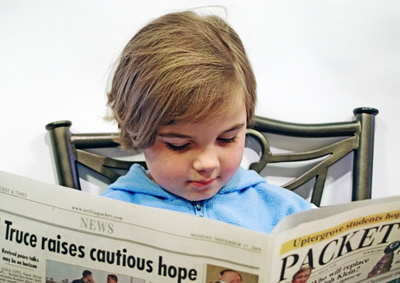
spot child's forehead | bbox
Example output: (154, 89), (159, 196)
(161, 102), (246, 132)
(172, 94), (245, 121)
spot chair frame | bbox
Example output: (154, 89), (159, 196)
(46, 107), (378, 206)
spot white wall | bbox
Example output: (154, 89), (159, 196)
(1, 0), (399, 205)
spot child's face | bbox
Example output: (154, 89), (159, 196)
(143, 95), (247, 201)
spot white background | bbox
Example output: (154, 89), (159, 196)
(1, 0), (399, 205)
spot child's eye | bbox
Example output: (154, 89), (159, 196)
(218, 136), (237, 144)
(166, 143), (190, 151)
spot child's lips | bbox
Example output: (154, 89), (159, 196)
(189, 178), (216, 188)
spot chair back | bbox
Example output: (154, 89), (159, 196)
(45, 107), (378, 206)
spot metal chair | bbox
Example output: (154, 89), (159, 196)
(45, 107), (378, 207)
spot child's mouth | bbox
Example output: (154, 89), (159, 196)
(189, 178), (216, 188)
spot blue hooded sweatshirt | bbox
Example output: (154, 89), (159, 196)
(102, 164), (311, 234)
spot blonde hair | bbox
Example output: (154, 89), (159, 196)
(107, 10), (256, 149)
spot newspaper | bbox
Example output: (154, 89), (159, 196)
(1, 171), (399, 283)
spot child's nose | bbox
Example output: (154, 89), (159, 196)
(192, 147), (220, 171)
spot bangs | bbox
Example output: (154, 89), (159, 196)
(107, 11), (256, 150)
(165, 81), (244, 126)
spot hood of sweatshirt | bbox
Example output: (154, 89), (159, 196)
(106, 164), (266, 201)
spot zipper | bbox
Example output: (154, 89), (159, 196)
(192, 201), (204, 217)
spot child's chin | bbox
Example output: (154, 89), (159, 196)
(184, 191), (218, 202)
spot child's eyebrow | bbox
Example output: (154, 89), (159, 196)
(158, 133), (191, 139)
(224, 123), (246, 133)
(158, 123), (246, 139)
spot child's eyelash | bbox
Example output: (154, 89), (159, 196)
(165, 136), (237, 151)
(218, 136), (237, 143)
(166, 143), (189, 151)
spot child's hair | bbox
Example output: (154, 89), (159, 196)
(107, 10), (256, 149)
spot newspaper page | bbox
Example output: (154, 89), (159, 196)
(0, 171), (271, 283)
(268, 196), (400, 283)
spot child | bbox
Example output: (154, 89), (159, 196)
(102, 10), (311, 234)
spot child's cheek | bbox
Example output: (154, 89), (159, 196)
(159, 158), (189, 178)
(223, 148), (243, 174)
